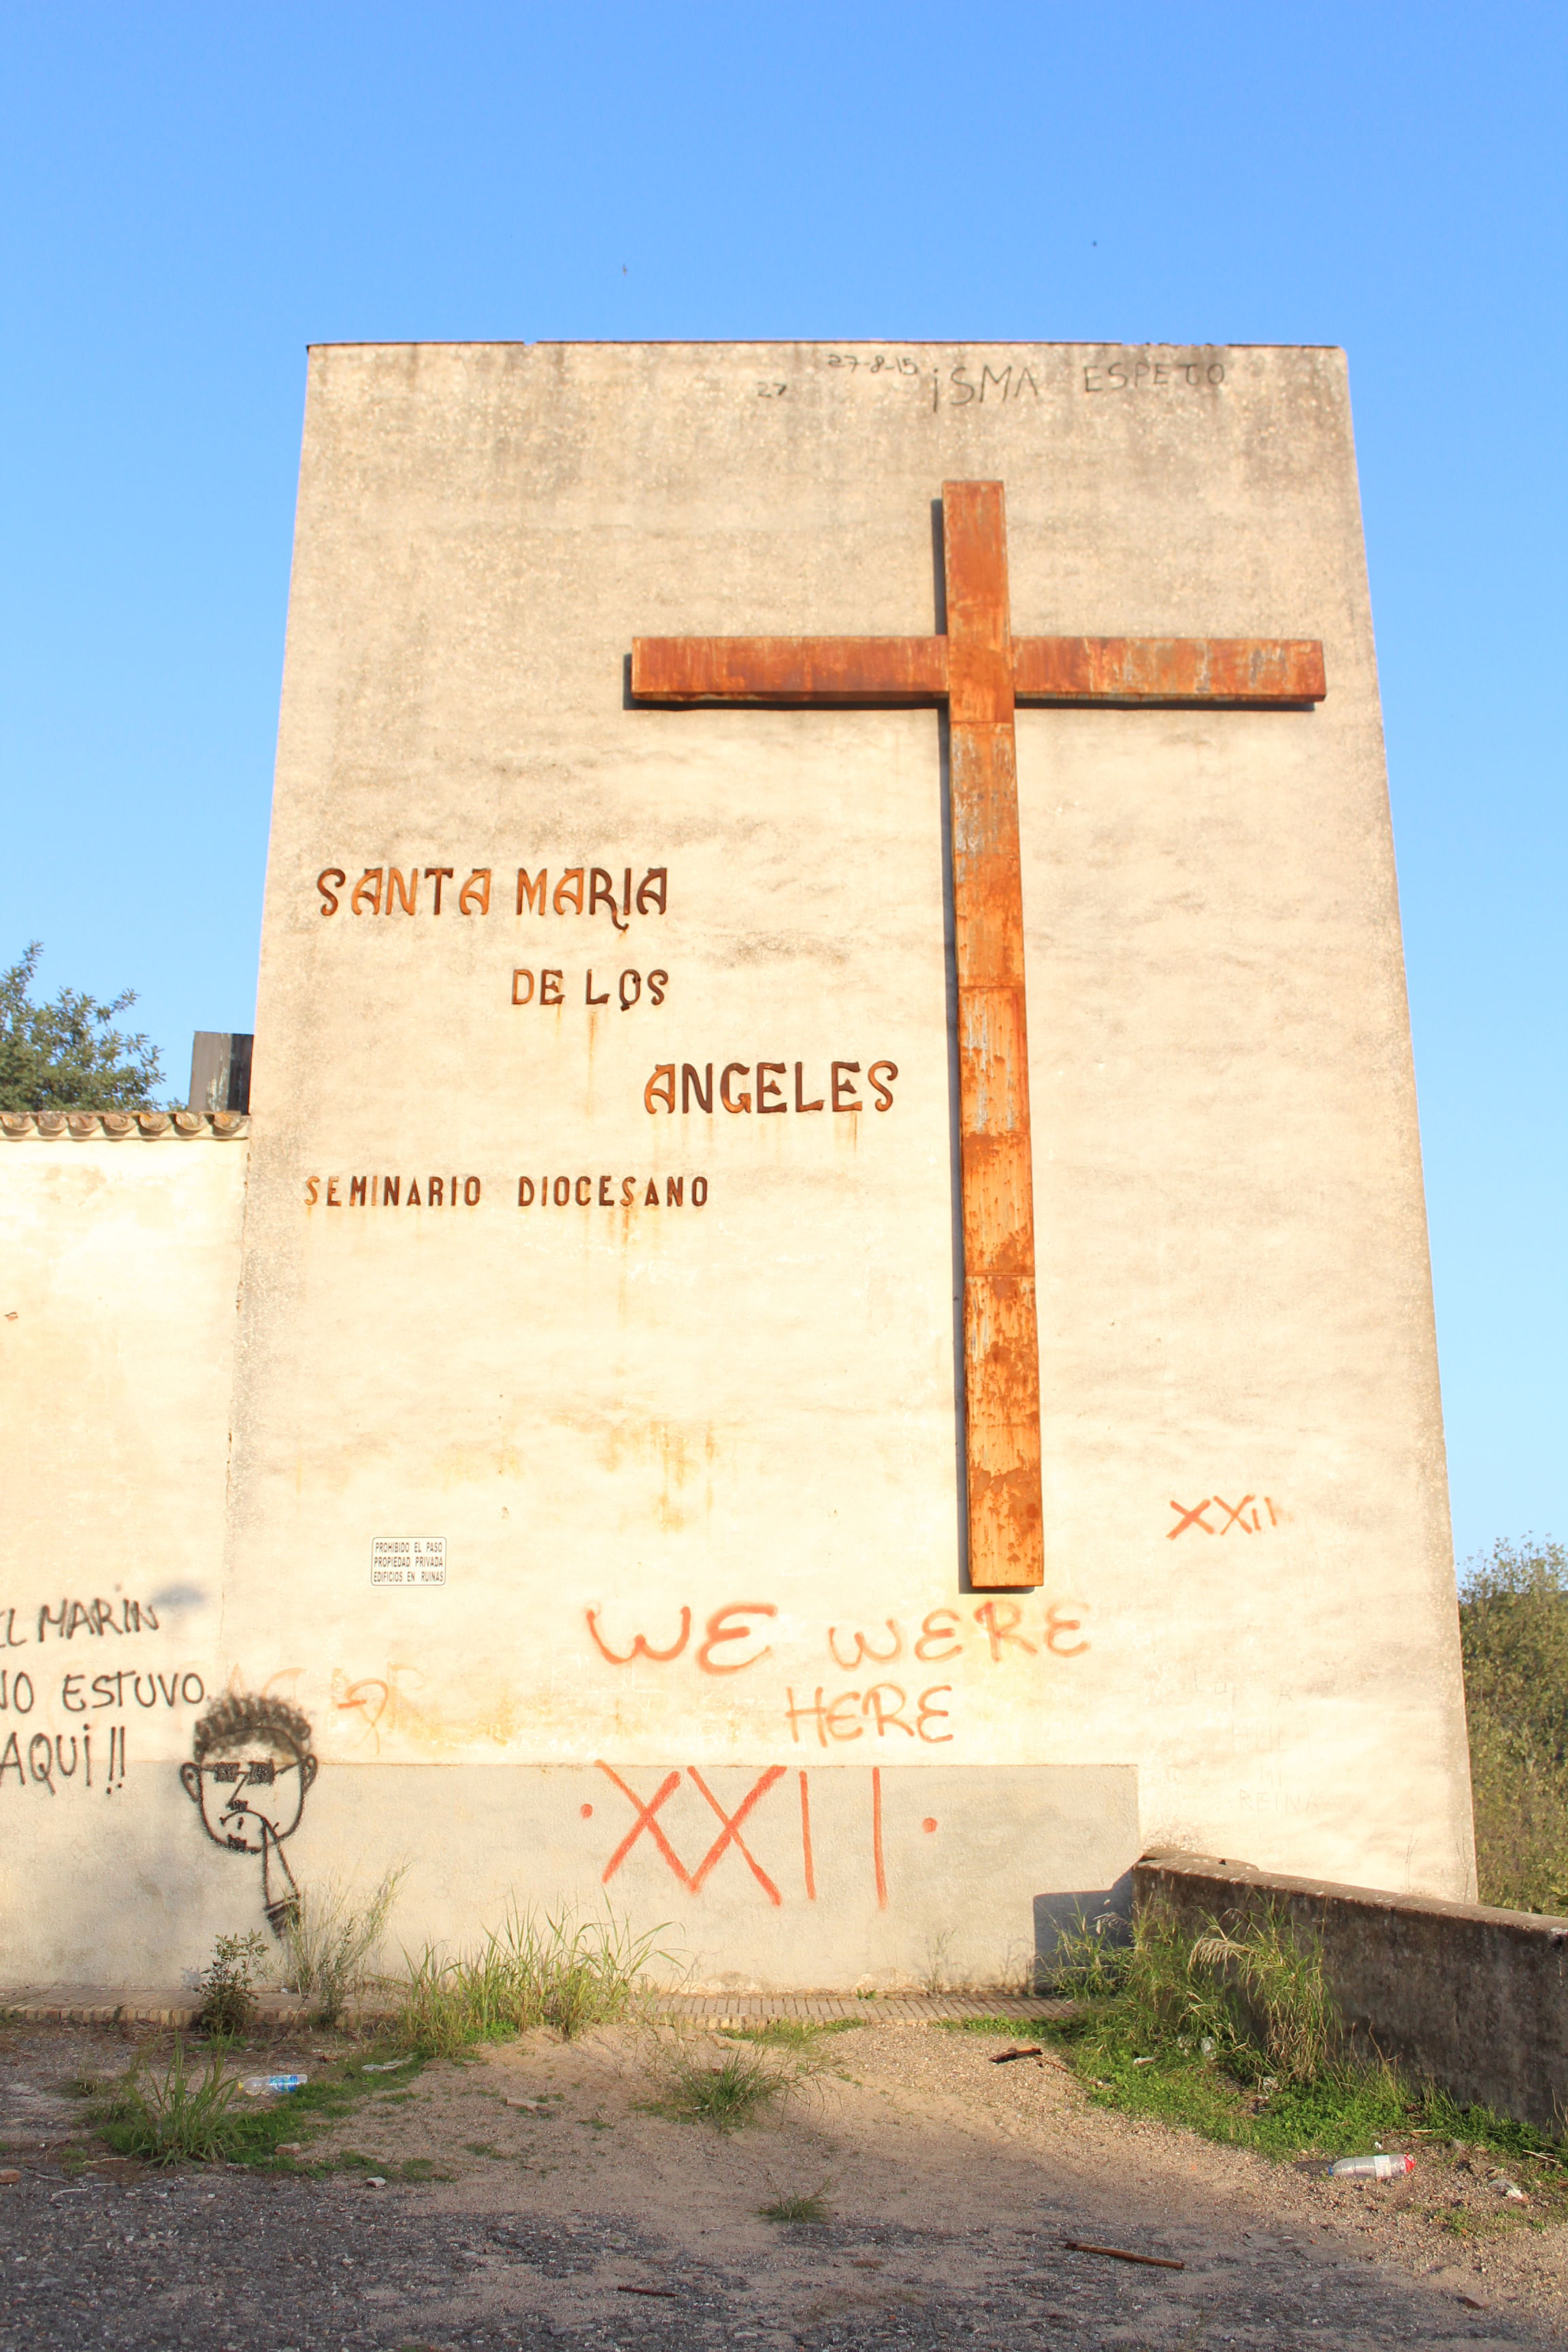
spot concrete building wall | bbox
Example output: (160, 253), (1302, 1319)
(0, 343), (1474, 1991)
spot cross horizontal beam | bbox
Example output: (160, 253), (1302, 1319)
(631, 635), (1325, 708)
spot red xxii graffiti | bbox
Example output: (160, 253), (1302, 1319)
(595, 1762), (787, 1904)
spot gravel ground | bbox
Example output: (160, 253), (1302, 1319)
(0, 2018), (1560, 2349)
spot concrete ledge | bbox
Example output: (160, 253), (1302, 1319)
(0, 1987), (1068, 2032)
(0, 1990), (310, 2032)
(1136, 1848), (1568, 2132)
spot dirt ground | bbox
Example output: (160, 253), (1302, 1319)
(1, 2015), (1565, 2349)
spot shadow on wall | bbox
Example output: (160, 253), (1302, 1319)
(1034, 1876), (1134, 1984)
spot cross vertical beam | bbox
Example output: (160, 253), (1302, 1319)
(941, 483), (1043, 1588)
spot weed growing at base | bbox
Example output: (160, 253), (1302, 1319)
(729, 2019), (862, 2051)
(282, 1866), (405, 2027)
(91, 2040), (243, 2163)
(393, 1903), (665, 2057)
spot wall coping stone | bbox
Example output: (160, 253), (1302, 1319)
(0, 1109), (250, 1140)
(1139, 1846), (1568, 1942)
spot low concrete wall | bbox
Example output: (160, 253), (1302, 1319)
(1135, 1848), (1568, 2132)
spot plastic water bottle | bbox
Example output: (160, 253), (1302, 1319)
(1330, 2153), (1414, 2179)
(240, 2073), (308, 2096)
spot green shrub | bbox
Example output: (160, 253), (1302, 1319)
(1460, 1538), (1568, 1913)
(1043, 1899), (1567, 2168)
(1047, 1897), (1333, 2085)
(195, 1930), (269, 2038)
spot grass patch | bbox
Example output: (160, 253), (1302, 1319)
(728, 2020), (861, 2050)
(1040, 1902), (1568, 2176)
(84, 2039), (427, 2168)
(640, 2034), (810, 2132)
(938, 2016), (1049, 2038)
(393, 1901), (665, 2058)
(331, 2149), (448, 2183)
(760, 2185), (832, 2223)
(91, 2041), (244, 2164)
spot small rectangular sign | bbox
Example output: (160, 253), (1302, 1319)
(370, 1537), (446, 1586)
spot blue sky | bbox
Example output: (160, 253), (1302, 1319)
(1, 2), (1563, 1564)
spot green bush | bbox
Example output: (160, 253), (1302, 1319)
(1460, 1537), (1568, 1913)
(650, 2043), (787, 2130)
(1041, 1903), (1563, 2166)
(0, 942), (164, 1111)
(1047, 1899), (1332, 2085)
(195, 1930), (270, 2038)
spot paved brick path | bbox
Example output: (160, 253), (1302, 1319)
(0, 1988), (1069, 2031)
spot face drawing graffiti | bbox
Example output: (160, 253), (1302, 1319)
(180, 1694), (317, 1932)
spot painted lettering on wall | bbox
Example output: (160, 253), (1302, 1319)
(301, 1173), (714, 1212)
(304, 1175), (484, 1209)
(583, 1599), (1089, 1675)
(589, 1762), (900, 1912)
(818, 353), (1043, 412)
(0, 1723), (127, 1797)
(783, 1684), (953, 1746)
(1166, 1494), (1284, 1539)
(12, 1597), (163, 1644)
(517, 1175), (708, 1209)
(314, 864), (668, 932)
(585, 1603), (775, 1674)
(643, 1061), (898, 1114)
(1081, 352), (1227, 393)
(512, 968), (668, 1009)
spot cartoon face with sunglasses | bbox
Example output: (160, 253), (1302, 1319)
(180, 1693), (318, 1932)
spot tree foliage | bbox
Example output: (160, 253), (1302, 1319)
(1460, 1538), (1568, 1914)
(0, 942), (165, 1112)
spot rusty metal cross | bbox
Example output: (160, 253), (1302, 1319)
(632, 483), (1324, 1590)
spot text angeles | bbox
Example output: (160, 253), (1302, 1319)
(645, 1061), (898, 1115)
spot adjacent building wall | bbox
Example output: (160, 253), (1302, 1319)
(0, 1113), (246, 1980)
